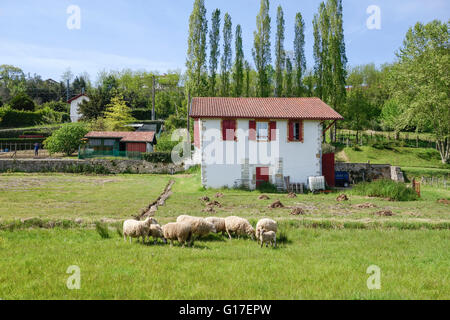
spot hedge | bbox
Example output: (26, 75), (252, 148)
(142, 152), (173, 163)
(0, 125), (62, 138)
(0, 138), (46, 144)
(132, 108), (153, 120)
(0, 108), (69, 129)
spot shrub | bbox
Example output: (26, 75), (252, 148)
(44, 123), (89, 156)
(131, 108), (152, 120)
(95, 222), (111, 239)
(9, 93), (35, 111)
(142, 152), (173, 163)
(352, 180), (418, 201)
(0, 106), (68, 128)
(256, 181), (278, 193)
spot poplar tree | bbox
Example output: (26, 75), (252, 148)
(209, 9), (221, 96)
(285, 57), (293, 97)
(274, 6), (285, 97)
(220, 13), (233, 96)
(252, 0), (271, 97)
(186, 0), (208, 97)
(244, 61), (251, 97)
(232, 24), (244, 97)
(294, 12), (306, 96)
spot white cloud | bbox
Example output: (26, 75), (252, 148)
(0, 39), (177, 80)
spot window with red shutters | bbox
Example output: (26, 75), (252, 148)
(288, 120), (304, 142)
(249, 120), (257, 141)
(222, 119), (236, 141)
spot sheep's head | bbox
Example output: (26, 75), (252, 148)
(247, 226), (256, 240)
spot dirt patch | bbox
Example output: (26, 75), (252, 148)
(290, 208), (306, 216)
(287, 193), (297, 198)
(139, 180), (175, 219)
(373, 210), (395, 217)
(215, 193), (224, 198)
(437, 199), (450, 205)
(202, 206), (216, 214)
(207, 201), (222, 208)
(199, 196), (210, 202)
(336, 194), (349, 202)
(258, 195), (270, 200)
(269, 200), (284, 209)
(353, 203), (377, 209)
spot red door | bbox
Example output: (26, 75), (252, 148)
(256, 167), (269, 187)
(322, 153), (335, 187)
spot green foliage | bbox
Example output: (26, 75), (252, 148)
(95, 222), (111, 239)
(165, 114), (186, 132)
(220, 13), (233, 97)
(253, 0), (272, 97)
(232, 24), (244, 97)
(294, 12), (306, 96)
(103, 94), (136, 131)
(352, 180), (418, 201)
(44, 123), (89, 156)
(40, 101), (70, 113)
(0, 106), (67, 128)
(155, 133), (179, 152)
(9, 92), (35, 111)
(256, 181), (278, 193)
(274, 6), (285, 97)
(142, 152), (173, 163)
(209, 9), (221, 96)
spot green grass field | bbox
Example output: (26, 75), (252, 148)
(0, 172), (449, 300)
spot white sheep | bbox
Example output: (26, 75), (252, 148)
(162, 222), (193, 247)
(256, 218), (278, 242)
(205, 217), (226, 235)
(176, 215), (217, 238)
(123, 217), (158, 244)
(146, 224), (165, 244)
(224, 216), (255, 240)
(260, 230), (276, 248)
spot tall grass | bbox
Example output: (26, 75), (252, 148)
(352, 180), (418, 201)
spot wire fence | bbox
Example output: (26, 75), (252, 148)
(78, 148), (143, 160)
(419, 176), (449, 189)
(336, 131), (437, 149)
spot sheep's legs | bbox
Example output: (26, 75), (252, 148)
(227, 230), (232, 240)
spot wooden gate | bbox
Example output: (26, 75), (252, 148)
(322, 153), (335, 187)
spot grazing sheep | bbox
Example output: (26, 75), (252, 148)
(224, 216), (255, 240)
(256, 218), (278, 241)
(260, 230), (276, 248)
(123, 217), (158, 244)
(146, 224), (165, 244)
(205, 217), (226, 235)
(176, 215), (217, 238)
(162, 222), (193, 247)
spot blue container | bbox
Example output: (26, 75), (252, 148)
(335, 171), (350, 187)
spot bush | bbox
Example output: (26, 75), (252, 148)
(9, 93), (35, 111)
(0, 125), (62, 138)
(95, 222), (111, 239)
(40, 101), (70, 113)
(44, 123), (89, 156)
(131, 108), (152, 120)
(352, 180), (418, 201)
(256, 181), (279, 193)
(0, 106), (69, 128)
(142, 152), (173, 163)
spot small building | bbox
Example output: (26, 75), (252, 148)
(190, 97), (343, 190)
(81, 131), (157, 158)
(68, 93), (90, 123)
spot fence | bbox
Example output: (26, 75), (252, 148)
(335, 130), (437, 149)
(78, 148), (143, 160)
(419, 176), (449, 189)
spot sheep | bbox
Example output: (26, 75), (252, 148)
(205, 217), (226, 236)
(123, 217), (158, 244)
(256, 218), (278, 242)
(260, 230), (276, 248)
(162, 222), (193, 247)
(224, 216), (255, 240)
(176, 215), (217, 239)
(146, 224), (165, 244)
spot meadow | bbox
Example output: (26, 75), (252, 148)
(0, 172), (449, 300)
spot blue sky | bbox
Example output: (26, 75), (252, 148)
(0, 0), (448, 82)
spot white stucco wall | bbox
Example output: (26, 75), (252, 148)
(199, 118), (323, 190)
(70, 96), (89, 122)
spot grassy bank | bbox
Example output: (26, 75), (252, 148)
(0, 228), (448, 300)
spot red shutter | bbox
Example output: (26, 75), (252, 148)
(299, 121), (304, 142)
(222, 120), (228, 140)
(194, 119), (200, 148)
(249, 120), (256, 141)
(269, 121), (277, 141)
(288, 121), (294, 141)
(222, 120), (236, 141)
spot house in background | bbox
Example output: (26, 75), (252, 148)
(80, 131), (157, 159)
(68, 93), (90, 122)
(190, 97), (343, 190)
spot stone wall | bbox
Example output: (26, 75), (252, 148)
(335, 162), (404, 183)
(0, 159), (185, 174)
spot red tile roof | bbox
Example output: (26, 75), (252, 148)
(85, 131), (155, 143)
(190, 97), (343, 120)
(67, 93), (88, 103)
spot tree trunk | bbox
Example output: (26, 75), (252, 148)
(356, 131), (359, 145)
(436, 138), (449, 164)
(395, 131), (400, 140)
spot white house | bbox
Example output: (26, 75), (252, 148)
(190, 97), (343, 190)
(68, 93), (90, 122)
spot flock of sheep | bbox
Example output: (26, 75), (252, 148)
(123, 215), (278, 248)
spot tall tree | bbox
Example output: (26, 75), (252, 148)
(327, 0), (347, 141)
(252, 0), (271, 97)
(244, 61), (252, 97)
(285, 57), (293, 97)
(220, 13), (233, 96)
(186, 0), (208, 97)
(312, 14), (323, 99)
(209, 9), (221, 96)
(294, 12), (306, 96)
(104, 94), (136, 131)
(232, 24), (244, 97)
(274, 6), (285, 97)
